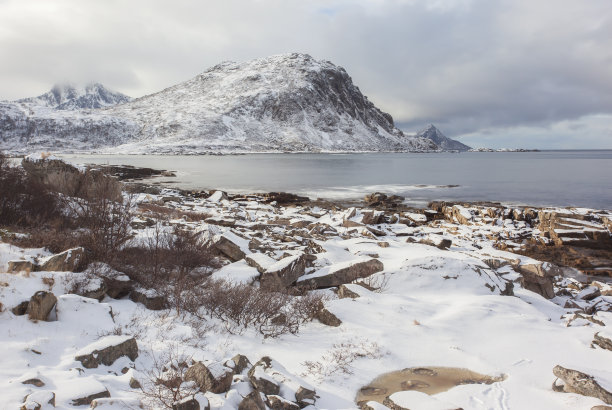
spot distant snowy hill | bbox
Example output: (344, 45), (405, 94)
(0, 53), (437, 154)
(416, 124), (471, 152)
(17, 83), (131, 110)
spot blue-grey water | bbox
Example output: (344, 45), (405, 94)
(60, 151), (612, 209)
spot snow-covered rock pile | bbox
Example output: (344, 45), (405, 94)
(2, 180), (612, 408)
(0, 53), (438, 154)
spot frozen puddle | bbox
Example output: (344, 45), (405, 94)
(356, 367), (506, 406)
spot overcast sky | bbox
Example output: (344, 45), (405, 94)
(1, 0), (611, 148)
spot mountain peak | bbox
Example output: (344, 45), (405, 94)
(416, 124), (471, 151)
(18, 83), (131, 110)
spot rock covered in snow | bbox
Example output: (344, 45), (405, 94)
(553, 365), (612, 405)
(27, 291), (57, 321)
(184, 361), (234, 394)
(298, 258), (384, 288)
(74, 335), (138, 368)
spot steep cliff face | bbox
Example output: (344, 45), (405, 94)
(417, 124), (471, 151)
(0, 53), (437, 153)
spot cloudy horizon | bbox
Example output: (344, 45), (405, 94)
(1, 0), (611, 148)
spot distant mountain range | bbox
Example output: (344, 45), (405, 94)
(416, 124), (471, 151)
(0, 53), (441, 154)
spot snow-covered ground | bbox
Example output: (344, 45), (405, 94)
(1, 187), (611, 409)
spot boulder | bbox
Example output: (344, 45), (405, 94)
(298, 258), (384, 289)
(578, 286), (601, 301)
(246, 253), (277, 274)
(214, 235), (246, 262)
(87, 263), (133, 298)
(7, 260), (36, 273)
(71, 389), (111, 406)
(21, 391), (55, 410)
(594, 332), (612, 351)
(516, 262), (562, 299)
(238, 390), (267, 410)
(247, 357), (280, 396)
(40, 247), (87, 272)
(12, 300), (29, 316)
(185, 361), (234, 394)
(75, 336), (138, 369)
(553, 365), (612, 404)
(27, 291), (57, 321)
(22, 378), (45, 387)
(362, 211), (384, 225)
(338, 284), (361, 299)
(229, 354), (252, 375)
(172, 396), (202, 410)
(261, 192), (309, 205)
(315, 304), (342, 327)
(68, 275), (107, 301)
(130, 288), (167, 310)
(267, 395), (300, 410)
(260, 254), (306, 291)
(295, 386), (317, 407)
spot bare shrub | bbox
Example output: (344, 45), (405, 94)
(0, 153), (62, 227)
(301, 339), (386, 381)
(138, 345), (199, 410)
(181, 279), (326, 338)
(355, 273), (390, 293)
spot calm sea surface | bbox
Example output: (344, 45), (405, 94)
(60, 151), (612, 209)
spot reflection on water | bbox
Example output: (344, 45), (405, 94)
(59, 151), (612, 209)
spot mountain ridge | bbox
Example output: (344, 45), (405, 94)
(416, 124), (471, 151)
(0, 53), (438, 154)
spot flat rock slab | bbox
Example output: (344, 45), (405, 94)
(75, 335), (138, 368)
(553, 365), (612, 405)
(298, 258), (384, 289)
(260, 254), (306, 291)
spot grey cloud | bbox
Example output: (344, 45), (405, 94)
(0, 0), (611, 148)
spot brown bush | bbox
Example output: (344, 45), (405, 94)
(0, 153), (62, 227)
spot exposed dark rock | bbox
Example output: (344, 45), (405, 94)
(230, 354), (253, 375)
(71, 389), (110, 406)
(75, 336), (138, 369)
(260, 254), (306, 291)
(593, 333), (612, 351)
(22, 378), (45, 387)
(21, 391), (55, 410)
(238, 390), (267, 410)
(247, 357), (280, 396)
(185, 362), (234, 394)
(11, 300), (29, 316)
(262, 192), (309, 205)
(130, 288), (167, 310)
(299, 258), (384, 289)
(267, 395), (300, 410)
(516, 262), (562, 299)
(27, 291), (57, 321)
(315, 303), (342, 327)
(40, 247), (87, 272)
(214, 235), (246, 262)
(7, 260), (36, 273)
(295, 386), (317, 407)
(338, 284), (361, 299)
(553, 365), (612, 404)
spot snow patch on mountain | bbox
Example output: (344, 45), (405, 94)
(17, 83), (131, 110)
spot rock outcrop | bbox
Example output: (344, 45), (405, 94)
(553, 365), (612, 405)
(75, 336), (138, 368)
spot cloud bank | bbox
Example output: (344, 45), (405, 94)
(1, 0), (611, 148)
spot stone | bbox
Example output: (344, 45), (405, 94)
(7, 260), (36, 273)
(246, 253), (277, 274)
(185, 361), (234, 394)
(593, 332), (612, 351)
(172, 396), (200, 410)
(299, 258), (384, 289)
(75, 336), (138, 369)
(516, 262), (562, 299)
(88, 263), (133, 298)
(229, 354), (252, 374)
(267, 395), (300, 410)
(71, 389), (111, 406)
(40, 247), (87, 272)
(21, 391), (55, 410)
(22, 378), (45, 387)
(362, 211), (384, 225)
(214, 235), (246, 262)
(129, 377), (141, 389)
(69, 275), (107, 301)
(578, 286), (602, 301)
(260, 254), (306, 291)
(295, 386), (317, 407)
(27, 291), (57, 321)
(11, 300), (29, 316)
(247, 357), (280, 396)
(316, 304), (342, 327)
(130, 288), (167, 310)
(338, 284), (360, 299)
(377, 241), (390, 248)
(238, 390), (267, 410)
(553, 365), (612, 405)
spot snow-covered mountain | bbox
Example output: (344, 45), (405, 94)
(416, 124), (471, 151)
(0, 53), (437, 154)
(17, 83), (131, 110)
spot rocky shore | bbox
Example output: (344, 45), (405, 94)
(1, 158), (612, 409)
